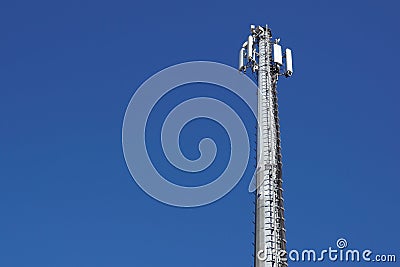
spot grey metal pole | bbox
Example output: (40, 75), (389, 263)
(240, 24), (291, 267)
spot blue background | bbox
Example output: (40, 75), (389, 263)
(1, 0), (399, 266)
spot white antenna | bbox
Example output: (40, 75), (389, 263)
(285, 48), (293, 77)
(247, 35), (254, 60)
(273, 44), (283, 65)
(239, 47), (245, 71)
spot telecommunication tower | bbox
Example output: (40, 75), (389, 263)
(239, 24), (293, 267)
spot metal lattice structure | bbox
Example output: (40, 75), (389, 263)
(239, 25), (293, 267)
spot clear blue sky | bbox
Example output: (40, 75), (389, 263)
(1, 1), (399, 266)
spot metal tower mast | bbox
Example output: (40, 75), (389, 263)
(239, 25), (293, 267)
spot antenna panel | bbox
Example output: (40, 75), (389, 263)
(273, 44), (283, 65)
(247, 35), (253, 60)
(285, 48), (293, 75)
(239, 48), (245, 71)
